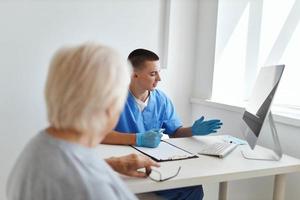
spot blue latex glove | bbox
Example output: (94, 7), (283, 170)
(136, 129), (164, 148)
(192, 116), (223, 135)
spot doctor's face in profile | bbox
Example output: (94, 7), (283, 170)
(135, 60), (161, 91)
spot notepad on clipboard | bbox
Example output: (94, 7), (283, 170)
(131, 140), (198, 162)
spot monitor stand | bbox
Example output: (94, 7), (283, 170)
(241, 112), (282, 161)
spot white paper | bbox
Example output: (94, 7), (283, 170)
(133, 141), (195, 161)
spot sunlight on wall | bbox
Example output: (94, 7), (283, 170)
(212, 0), (300, 109)
(260, 0), (300, 108)
(277, 23), (300, 107)
(259, 0), (294, 64)
(212, 1), (249, 104)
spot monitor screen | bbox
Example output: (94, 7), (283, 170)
(242, 65), (285, 149)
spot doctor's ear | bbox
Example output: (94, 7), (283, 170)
(132, 72), (138, 78)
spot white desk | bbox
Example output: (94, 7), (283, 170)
(96, 136), (300, 200)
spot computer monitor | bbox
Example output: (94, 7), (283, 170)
(242, 65), (285, 161)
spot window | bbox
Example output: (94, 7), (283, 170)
(212, 0), (300, 113)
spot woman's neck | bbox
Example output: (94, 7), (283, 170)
(46, 127), (100, 148)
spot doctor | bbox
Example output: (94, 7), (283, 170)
(102, 48), (222, 200)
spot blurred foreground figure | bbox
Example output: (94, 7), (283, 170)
(7, 43), (159, 200)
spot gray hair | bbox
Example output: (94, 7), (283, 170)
(45, 42), (130, 135)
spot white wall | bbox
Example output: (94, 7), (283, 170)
(160, 0), (199, 125)
(192, 0), (218, 100)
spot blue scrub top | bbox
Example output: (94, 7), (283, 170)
(115, 89), (182, 136)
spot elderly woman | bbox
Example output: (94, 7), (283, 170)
(7, 43), (159, 200)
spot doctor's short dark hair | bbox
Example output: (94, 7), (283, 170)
(128, 48), (159, 70)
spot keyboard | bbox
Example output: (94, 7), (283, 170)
(197, 142), (238, 158)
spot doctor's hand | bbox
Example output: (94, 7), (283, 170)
(136, 129), (163, 148)
(106, 154), (160, 178)
(192, 116), (223, 135)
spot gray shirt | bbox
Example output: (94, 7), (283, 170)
(7, 130), (137, 200)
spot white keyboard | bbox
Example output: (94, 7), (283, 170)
(198, 142), (238, 158)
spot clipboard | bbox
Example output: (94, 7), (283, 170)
(131, 140), (198, 162)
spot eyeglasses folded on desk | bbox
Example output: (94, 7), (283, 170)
(148, 166), (181, 182)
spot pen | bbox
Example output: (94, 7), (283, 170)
(159, 128), (165, 133)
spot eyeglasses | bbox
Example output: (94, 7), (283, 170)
(148, 166), (181, 182)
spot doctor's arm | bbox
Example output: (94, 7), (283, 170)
(171, 116), (223, 138)
(171, 127), (193, 138)
(102, 131), (136, 145)
(102, 130), (163, 148)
